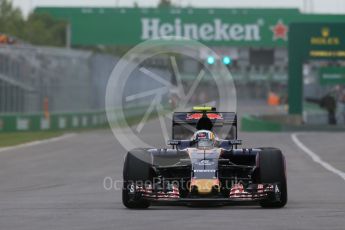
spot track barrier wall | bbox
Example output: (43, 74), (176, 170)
(0, 111), (107, 132)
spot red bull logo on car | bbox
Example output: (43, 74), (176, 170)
(186, 113), (223, 120)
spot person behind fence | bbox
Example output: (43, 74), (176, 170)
(320, 92), (337, 125)
(306, 91), (337, 125)
(339, 87), (345, 124)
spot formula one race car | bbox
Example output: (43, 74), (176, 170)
(122, 107), (287, 209)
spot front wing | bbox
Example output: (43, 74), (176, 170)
(131, 183), (282, 205)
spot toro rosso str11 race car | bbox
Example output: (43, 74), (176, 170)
(122, 107), (287, 208)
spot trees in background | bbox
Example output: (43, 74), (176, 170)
(0, 0), (177, 48)
(158, 0), (173, 8)
(0, 0), (66, 46)
(23, 13), (66, 46)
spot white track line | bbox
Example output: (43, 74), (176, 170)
(0, 133), (76, 153)
(291, 133), (345, 181)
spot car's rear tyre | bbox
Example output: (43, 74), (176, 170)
(122, 149), (151, 209)
(258, 148), (287, 208)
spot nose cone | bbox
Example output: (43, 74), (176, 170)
(190, 179), (220, 195)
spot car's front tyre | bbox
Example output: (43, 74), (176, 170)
(258, 148), (287, 208)
(122, 181), (150, 209)
(122, 149), (151, 209)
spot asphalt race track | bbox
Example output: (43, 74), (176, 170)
(0, 116), (345, 229)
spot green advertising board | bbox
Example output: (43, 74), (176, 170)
(35, 7), (345, 47)
(0, 111), (107, 132)
(36, 7), (300, 46)
(319, 67), (345, 85)
(288, 23), (345, 114)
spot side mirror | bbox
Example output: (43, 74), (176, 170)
(167, 140), (181, 146)
(218, 139), (242, 150)
(229, 140), (242, 145)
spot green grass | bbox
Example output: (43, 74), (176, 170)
(0, 131), (65, 148)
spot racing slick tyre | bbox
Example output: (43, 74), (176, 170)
(258, 148), (287, 208)
(122, 149), (152, 209)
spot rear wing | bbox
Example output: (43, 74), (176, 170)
(167, 139), (242, 150)
(172, 112), (237, 140)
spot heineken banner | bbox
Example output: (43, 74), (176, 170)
(36, 8), (304, 46)
(36, 8), (345, 47)
(140, 18), (262, 42)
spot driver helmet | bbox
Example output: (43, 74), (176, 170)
(192, 130), (217, 148)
